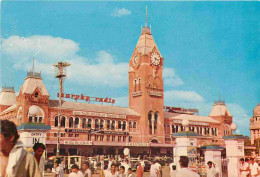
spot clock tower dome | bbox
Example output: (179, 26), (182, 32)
(129, 15), (165, 144)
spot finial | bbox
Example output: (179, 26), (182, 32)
(32, 57), (35, 73)
(145, 6), (147, 28)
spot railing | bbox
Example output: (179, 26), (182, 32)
(214, 100), (225, 105)
(27, 71), (41, 78)
(1, 87), (15, 92)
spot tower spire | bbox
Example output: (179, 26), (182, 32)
(32, 57), (35, 73)
(145, 6), (147, 28)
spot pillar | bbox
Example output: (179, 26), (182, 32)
(173, 132), (199, 172)
(201, 145), (223, 177)
(223, 135), (245, 177)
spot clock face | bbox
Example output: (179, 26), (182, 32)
(151, 52), (161, 65)
(133, 55), (139, 65)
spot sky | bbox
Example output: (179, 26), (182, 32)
(1, 1), (259, 136)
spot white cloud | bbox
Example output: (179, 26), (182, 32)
(165, 90), (204, 103)
(163, 68), (184, 87)
(1, 35), (128, 88)
(67, 51), (129, 88)
(226, 103), (250, 135)
(2, 35), (79, 63)
(111, 8), (131, 17)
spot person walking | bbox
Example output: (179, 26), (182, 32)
(52, 161), (65, 177)
(119, 166), (126, 177)
(69, 164), (84, 177)
(170, 165), (177, 177)
(150, 160), (159, 177)
(240, 158), (249, 177)
(106, 164), (119, 177)
(127, 168), (133, 177)
(176, 156), (200, 177)
(82, 161), (92, 177)
(250, 158), (259, 177)
(33, 143), (46, 177)
(136, 162), (144, 177)
(206, 161), (217, 177)
(0, 120), (41, 177)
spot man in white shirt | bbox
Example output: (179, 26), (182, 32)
(154, 160), (161, 177)
(108, 158), (113, 171)
(33, 143), (46, 177)
(106, 164), (119, 177)
(150, 160), (159, 177)
(250, 158), (259, 177)
(176, 156), (200, 177)
(82, 161), (92, 177)
(121, 159), (130, 175)
(206, 161), (217, 177)
(52, 162), (65, 177)
(69, 164), (84, 177)
(240, 158), (249, 177)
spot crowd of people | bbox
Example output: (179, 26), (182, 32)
(2, 119), (259, 177)
(239, 157), (260, 177)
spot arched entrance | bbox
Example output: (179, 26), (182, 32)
(150, 138), (160, 155)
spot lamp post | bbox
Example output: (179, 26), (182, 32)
(53, 62), (70, 156)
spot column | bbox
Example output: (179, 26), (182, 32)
(104, 120), (107, 130)
(92, 119), (95, 129)
(223, 135), (245, 177)
(202, 145), (223, 177)
(251, 130), (254, 145)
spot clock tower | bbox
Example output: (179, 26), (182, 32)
(129, 18), (165, 144)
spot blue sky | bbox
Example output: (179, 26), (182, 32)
(1, 1), (259, 136)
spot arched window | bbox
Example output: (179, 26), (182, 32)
(55, 116), (58, 127)
(107, 120), (111, 130)
(122, 121), (126, 131)
(154, 112), (158, 134)
(133, 122), (137, 132)
(100, 119), (104, 129)
(95, 119), (100, 129)
(74, 117), (79, 128)
(35, 92), (38, 98)
(129, 121), (132, 132)
(134, 79), (137, 92)
(82, 118), (87, 129)
(69, 117), (74, 128)
(138, 78), (141, 91)
(148, 112), (152, 134)
(87, 118), (92, 128)
(118, 121), (122, 130)
(172, 125), (176, 133)
(38, 117), (42, 123)
(111, 120), (115, 130)
(34, 116), (38, 123)
(61, 116), (66, 127)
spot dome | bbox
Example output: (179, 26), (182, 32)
(254, 104), (260, 116)
(28, 105), (40, 116)
(230, 123), (237, 131)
